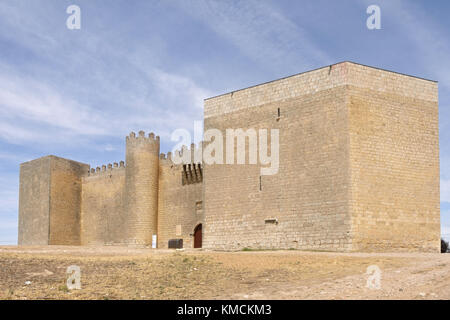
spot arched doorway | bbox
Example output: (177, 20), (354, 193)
(194, 224), (202, 248)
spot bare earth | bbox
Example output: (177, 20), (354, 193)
(0, 246), (448, 300)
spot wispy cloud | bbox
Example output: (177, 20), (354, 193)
(177, 0), (331, 72)
(0, 0), (449, 245)
(0, 69), (108, 142)
(0, 2), (213, 147)
(364, 0), (450, 88)
(0, 64), (212, 146)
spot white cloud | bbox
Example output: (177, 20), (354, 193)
(0, 52), (211, 148)
(0, 71), (108, 141)
(104, 144), (116, 152)
(152, 69), (212, 110)
(0, 2), (213, 149)
(364, 0), (450, 89)
(177, 0), (330, 72)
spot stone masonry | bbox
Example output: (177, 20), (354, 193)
(18, 62), (440, 252)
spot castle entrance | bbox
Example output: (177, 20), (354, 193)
(194, 224), (202, 248)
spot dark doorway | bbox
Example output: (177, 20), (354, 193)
(194, 224), (202, 248)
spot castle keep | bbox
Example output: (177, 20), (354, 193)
(18, 62), (441, 252)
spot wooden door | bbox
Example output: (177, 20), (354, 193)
(194, 224), (202, 248)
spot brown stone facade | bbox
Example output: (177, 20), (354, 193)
(18, 62), (440, 252)
(18, 156), (88, 245)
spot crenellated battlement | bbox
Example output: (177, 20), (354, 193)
(169, 142), (203, 165)
(126, 131), (160, 145)
(159, 143), (203, 186)
(86, 161), (125, 177)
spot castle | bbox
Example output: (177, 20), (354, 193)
(18, 62), (441, 252)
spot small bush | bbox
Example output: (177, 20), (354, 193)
(58, 284), (69, 292)
(441, 239), (449, 253)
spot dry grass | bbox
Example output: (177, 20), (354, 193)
(0, 246), (447, 300)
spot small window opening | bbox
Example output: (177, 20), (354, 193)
(265, 218), (278, 225)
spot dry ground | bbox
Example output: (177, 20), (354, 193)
(0, 246), (449, 300)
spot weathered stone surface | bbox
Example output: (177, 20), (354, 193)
(18, 156), (88, 245)
(18, 62), (440, 252)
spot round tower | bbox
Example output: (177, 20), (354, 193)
(124, 131), (160, 246)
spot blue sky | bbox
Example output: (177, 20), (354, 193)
(0, 0), (449, 244)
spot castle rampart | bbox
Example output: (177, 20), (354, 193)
(81, 163), (126, 245)
(17, 61), (440, 252)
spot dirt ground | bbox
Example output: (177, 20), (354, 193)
(0, 246), (449, 300)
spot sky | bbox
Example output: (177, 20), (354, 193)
(0, 0), (449, 244)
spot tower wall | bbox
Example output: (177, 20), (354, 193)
(346, 63), (440, 252)
(48, 157), (88, 245)
(123, 131), (160, 245)
(203, 63), (353, 251)
(18, 157), (52, 245)
(202, 61), (440, 252)
(203, 82), (352, 251)
(18, 156), (88, 246)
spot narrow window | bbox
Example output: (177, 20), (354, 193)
(259, 176), (262, 191)
(265, 218), (278, 225)
(277, 107), (280, 117)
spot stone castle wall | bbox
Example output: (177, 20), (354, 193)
(18, 157), (52, 245)
(18, 156), (88, 245)
(204, 62), (436, 119)
(81, 164), (126, 245)
(48, 157), (88, 245)
(17, 61), (440, 252)
(203, 61), (440, 252)
(17, 137), (202, 248)
(346, 66), (439, 251)
(157, 155), (203, 249)
(203, 85), (352, 251)
(79, 133), (203, 248)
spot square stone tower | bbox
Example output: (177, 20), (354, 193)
(18, 156), (89, 245)
(202, 61), (440, 252)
